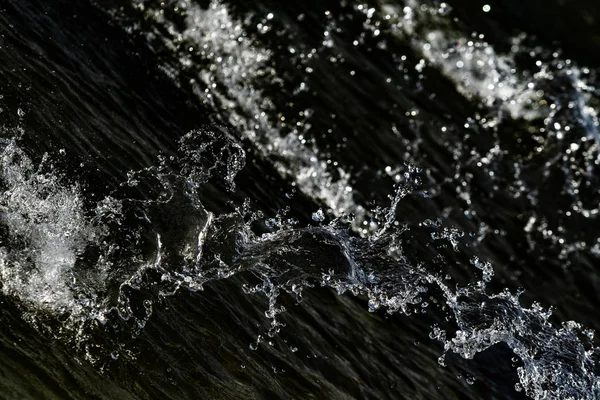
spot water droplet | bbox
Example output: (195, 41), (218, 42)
(515, 383), (523, 392)
(312, 208), (325, 222)
(438, 2), (452, 15)
(438, 355), (446, 367)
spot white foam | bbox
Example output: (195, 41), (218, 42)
(0, 141), (97, 314)
(376, 1), (600, 135)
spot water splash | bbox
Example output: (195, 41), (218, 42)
(128, 0), (368, 226)
(0, 140), (102, 315)
(1, 127), (599, 398)
(2, 1), (600, 398)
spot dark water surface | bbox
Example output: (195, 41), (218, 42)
(1, 0), (600, 398)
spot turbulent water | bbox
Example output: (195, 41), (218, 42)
(1, 0), (600, 398)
